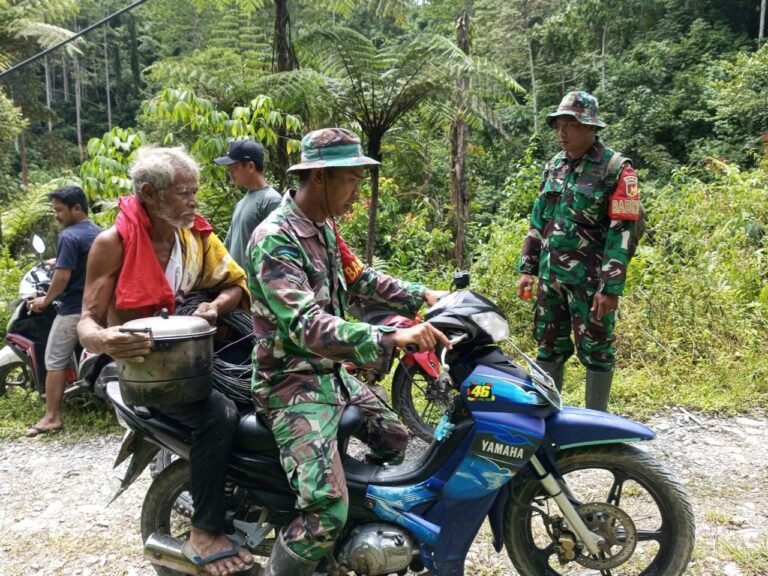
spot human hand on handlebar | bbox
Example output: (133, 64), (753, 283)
(394, 323), (451, 353)
(26, 296), (48, 313)
(424, 289), (449, 307)
(102, 326), (153, 361)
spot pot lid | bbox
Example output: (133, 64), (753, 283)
(119, 312), (216, 339)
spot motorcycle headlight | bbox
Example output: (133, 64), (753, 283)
(471, 311), (509, 342)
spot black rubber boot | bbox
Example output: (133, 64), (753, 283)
(263, 532), (318, 576)
(585, 370), (613, 411)
(536, 360), (565, 392)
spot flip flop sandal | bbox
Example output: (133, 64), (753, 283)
(26, 425), (63, 438)
(181, 537), (253, 568)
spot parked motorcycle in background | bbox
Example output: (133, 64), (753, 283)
(0, 235), (55, 396)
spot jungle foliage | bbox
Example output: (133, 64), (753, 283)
(0, 0), (767, 413)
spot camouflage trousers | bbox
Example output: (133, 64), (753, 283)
(534, 279), (616, 372)
(263, 383), (408, 562)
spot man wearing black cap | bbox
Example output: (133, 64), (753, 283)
(214, 139), (281, 268)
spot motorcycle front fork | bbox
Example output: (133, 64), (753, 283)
(529, 455), (605, 556)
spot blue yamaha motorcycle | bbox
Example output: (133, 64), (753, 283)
(108, 290), (694, 576)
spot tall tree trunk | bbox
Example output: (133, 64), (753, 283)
(526, 29), (538, 132)
(62, 54), (70, 103)
(18, 131), (29, 191)
(103, 3), (112, 131)
(600, 23), (607, 91)
(365, 137), (383, 265)
(44, 56), (53, 132)
(760, 0), (766, 44)
(451, 9), (471, 270)
(128, 14), (141, 87)
(521, 0), (538, 132)
(74, 56), (84, 161)
(273, 0), (299, 190)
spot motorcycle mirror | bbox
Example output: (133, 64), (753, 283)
(32, 235), (45, 255)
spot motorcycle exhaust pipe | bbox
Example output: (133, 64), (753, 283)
(144, 532), (200, 575)
(144, 532), (262, 576)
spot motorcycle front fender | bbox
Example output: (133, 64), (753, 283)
(545, 407), (655, 449)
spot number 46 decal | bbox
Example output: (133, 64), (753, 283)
(467, 383), (495, 402)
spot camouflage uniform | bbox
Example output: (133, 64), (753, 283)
(247, 166), (423, 560)
(518, 91), (640, 374)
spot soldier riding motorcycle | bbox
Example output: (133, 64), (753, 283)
(108, 289), (695, 576)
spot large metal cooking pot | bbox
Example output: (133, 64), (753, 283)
(116, 312), (217, 406)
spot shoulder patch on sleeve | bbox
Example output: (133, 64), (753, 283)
(272, 246), (301, 259)
(609, 166), (640, 220)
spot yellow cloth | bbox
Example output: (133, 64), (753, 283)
(178, 227), (250, 311)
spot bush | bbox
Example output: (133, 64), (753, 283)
(467, 159), (768, 412)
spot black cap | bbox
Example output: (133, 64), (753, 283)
(214, 140), (265, 169)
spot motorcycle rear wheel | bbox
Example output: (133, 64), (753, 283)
(0, 361), (32, 396)
(504, 444), (695, 576)
(391, 362), (450, 443)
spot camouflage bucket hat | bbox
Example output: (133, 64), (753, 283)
(546, 91), (607, 129)
(287, 128), (380, 173)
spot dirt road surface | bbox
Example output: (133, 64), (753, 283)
(0, 409), (765, 576)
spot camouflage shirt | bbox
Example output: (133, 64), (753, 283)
(247, 191), (426, 410)
(518, 141), (639, 296)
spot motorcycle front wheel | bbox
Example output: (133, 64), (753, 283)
(0, 361), (32, 396)
(504, 444), (695, 576)
(391, 361), (450, 443)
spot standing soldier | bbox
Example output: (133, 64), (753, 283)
(517, 91), (641, 411)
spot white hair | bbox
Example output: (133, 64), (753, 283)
(129, 145), (200, 201)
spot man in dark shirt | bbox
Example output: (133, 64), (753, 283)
(26, 185), (101, 437)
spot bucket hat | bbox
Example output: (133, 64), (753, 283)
(546, 91), (607, 129)
(287, 128), (379, 173)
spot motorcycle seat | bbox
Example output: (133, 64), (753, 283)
(234, 405), (364, 455)
(342, 419), (475, 488)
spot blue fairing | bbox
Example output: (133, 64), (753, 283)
(546, 407), (655, 448)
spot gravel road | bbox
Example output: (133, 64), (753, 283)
(0, 409), (765, 576)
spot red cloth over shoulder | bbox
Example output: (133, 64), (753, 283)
(608, 165), (640, 221)
(114, 195), (212, 316)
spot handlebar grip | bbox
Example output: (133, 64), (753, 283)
(404, 343), (419, 353)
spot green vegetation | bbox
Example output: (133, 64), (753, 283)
(719, 540), (768, 576)
(0, 387), (120, 440)
(0, 0), (766, 430)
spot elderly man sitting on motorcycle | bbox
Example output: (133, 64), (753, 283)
(246, 127), (450, 575)
(78, 145), (254, 576)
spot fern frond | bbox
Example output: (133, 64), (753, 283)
(10, 20), (84, 55)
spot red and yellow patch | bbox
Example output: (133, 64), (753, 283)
(334, 225), (365, 285)
(609, 166), (640, 220)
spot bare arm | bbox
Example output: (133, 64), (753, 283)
(77, 229), (153, 360)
